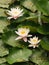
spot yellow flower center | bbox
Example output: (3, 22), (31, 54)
(13, 11), (18, 14)
(32, 39), (37, 43)
(21, 31), (26, 34)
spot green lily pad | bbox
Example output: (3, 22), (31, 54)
(0, 58), (6, 64)
(0, 17), (10, 33)
(2, 31), (29, 47)
(0, 0), (15, 8)
(17, 21), (39, 33)
(7, 48), (32, 64)
(0, 40), (9, 57)
(2, 31), (18, 47)
(32, 0), (49, 15)
(21, 0), (36, 12)
(40, 37), (49, 51)
(30, 49), (49, 65)
(37, 24), (49, 35)
(0, 8), (7, 17)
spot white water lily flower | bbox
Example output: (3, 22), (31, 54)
(7, 7), (24, 19)
(15, 28), (32, 42)
(28, 36), (41, 48)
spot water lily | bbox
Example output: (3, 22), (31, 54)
(7, 7), (24, 19)
(15, 28), (32, 42)
(28, 36), (41, 48)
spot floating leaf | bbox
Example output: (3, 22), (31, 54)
(0, 17), (10, 33)
(30, 49), (49, 65)
(0, 40), (9, 57)
(7, 48), (32, 64)
(32, 0), (49, 15)
(0, 8), (7, 17)
(40, 37), (49, 51)
(2, 31), (18, 47)
(2, 31), (29, 48)
(0, 58), (6, 64)
(0, 0), (15, 8)
(37, 24), (49, 35)
(21, 0), (36, 12)
(17, 21), (39, 33)
(15, 62), (31, 65)
(0, 63), (9, 65)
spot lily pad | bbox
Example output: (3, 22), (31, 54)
(0, 0), (15, 8)
(0, 58), (6, 64)
(32, 0), (49, 15)
(7, 48), (32, 64)
(0, 8), (7, 17)
(21, 0), (36, 12)
(40, 37), (49, 51)
(30, 49), (49, 65)
(0, 17), (10, 33)
(0, 40), (9, 57)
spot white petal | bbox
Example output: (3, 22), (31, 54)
(7, 11), (11, 15)
(7, 10), (13, 16)
(15, 31), (19, 35)
(14, 17), (18, 19)
(7, 17), (13, 19)
(29, 44), (33, 47)
(33, 36), (36, 39)
(28, 40), (32, 44)
(26, 28), (30, 33)
(20, 9), (23, 13)
(23, 37), (27, 42)
(11, 8), (14, 11)
(27, 35), (32, 37)
(29, 44), (36, 48)
(37, 40), (41, 43)
(18, 13), (24, 17)
(15, 36), (22, 40)
(33, 46), (36, 48)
